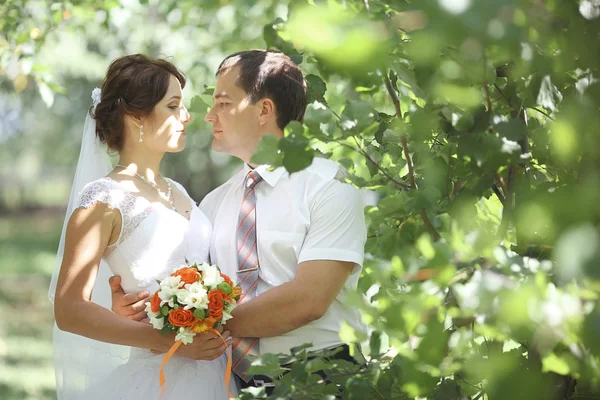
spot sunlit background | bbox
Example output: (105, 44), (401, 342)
(2, 0), (600, 399)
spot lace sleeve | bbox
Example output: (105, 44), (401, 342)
(75, 179), (123, 211)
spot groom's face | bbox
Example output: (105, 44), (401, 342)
(205, 65), (262, 160)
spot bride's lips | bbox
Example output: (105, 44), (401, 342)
(178, 130), (187, 136)
(213, 130), (223, 136)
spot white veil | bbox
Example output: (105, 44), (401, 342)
(49, 88), (131, 399)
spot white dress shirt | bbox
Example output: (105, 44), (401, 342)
(199, 157), (367, 355)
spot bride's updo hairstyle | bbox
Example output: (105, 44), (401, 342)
(92, 54), (186, 151)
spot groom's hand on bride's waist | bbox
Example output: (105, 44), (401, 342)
(109, 275), (150, 321)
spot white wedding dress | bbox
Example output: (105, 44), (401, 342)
(69, 176), (238, 400)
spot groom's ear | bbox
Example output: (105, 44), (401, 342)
(258, 98), (276, 126)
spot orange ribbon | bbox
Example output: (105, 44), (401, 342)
(159, 330), (233, 399)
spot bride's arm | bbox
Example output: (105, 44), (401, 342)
(53, 203), (229, 359)
(54, 203), (171, 350)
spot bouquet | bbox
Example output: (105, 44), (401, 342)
(145, 261), (241, 396)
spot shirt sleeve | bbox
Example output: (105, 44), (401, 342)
(297, 179), (366, 270)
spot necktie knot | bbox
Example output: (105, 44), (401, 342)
(245, 171), (262, 189)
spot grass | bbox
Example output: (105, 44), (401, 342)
(0, 211), (61, 400)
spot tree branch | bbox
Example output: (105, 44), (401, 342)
(383, 74), (403, 119)
(483, 58), (493, 113)
(492, 184), (505, 204)
(528, 106), (555, 120)
(519, 108), (532, 182)
(339, 141), (410, 190)
(384, 73), (441, 241)
(497, 166), (516, 240)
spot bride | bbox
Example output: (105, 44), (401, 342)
(48, 54), (238, 399)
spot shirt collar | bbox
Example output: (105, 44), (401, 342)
(241, 164), (287, 187)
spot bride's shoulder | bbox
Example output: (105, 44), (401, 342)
(75, 177), (132, 211)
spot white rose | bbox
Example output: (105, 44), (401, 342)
(160, 275), (183, 289)
(202, 265), (224, 288)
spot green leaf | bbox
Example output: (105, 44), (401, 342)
(202, 85), (214, 96)
(188, 95), (210, 115)
(541, 353), (570, 376)
(435, 379), (460, 400)
(159, 323), (173, 335)
(391, 61), (426, 99)
(340, 100), (377, 134)
(193, 308), (206, 319)
(279, 121), (314, 173)
(251, 135), (283, 166)
(247, 353), (287, 378)
(306, 74), (327, 104)
(495, 119), (527, 141)
(38, 82), (54, 108)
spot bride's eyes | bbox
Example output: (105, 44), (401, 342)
(168, 104), (180, 110)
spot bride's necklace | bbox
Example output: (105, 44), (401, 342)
(114, 164), (176, 210)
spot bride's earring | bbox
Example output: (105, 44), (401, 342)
(138, 123), (144, 143)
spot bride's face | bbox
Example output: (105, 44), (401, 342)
(142, 74), (191, 153)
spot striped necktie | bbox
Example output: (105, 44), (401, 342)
(232, 170), (262, 382)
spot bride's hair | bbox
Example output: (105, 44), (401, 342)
(92, 54), (186, 151)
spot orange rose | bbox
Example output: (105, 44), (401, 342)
(207, 290), (225, 320)
(173, 267), (200, 285)
(150, 291), (161, 313)
(220, 273), (233, 287)
(208, 308), (223, 320)
(168, 309), (194, 327)
(190, 317), (217, 333)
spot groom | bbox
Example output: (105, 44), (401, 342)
(111, 50), (367, 388)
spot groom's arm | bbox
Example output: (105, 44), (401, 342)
(227, 179), (366, 338)
(226, 259), (354, 337)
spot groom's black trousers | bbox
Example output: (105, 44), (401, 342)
(239, 344), (364, 396)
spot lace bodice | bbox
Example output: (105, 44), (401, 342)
(75, 177), (211, 294)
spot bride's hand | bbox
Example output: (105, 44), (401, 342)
(154, 329), (232, 360)
(109, 275), (150, 321)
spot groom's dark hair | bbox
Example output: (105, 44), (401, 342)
(216, 50), (306, 130)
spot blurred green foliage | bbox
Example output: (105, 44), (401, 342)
(2, 0), (600, 399)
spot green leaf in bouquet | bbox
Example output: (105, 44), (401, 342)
(161, 305), (169, 316)
(193, 308), (206, 319)
(217, 282), (232, 294)
(160, 323), (174, 335)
